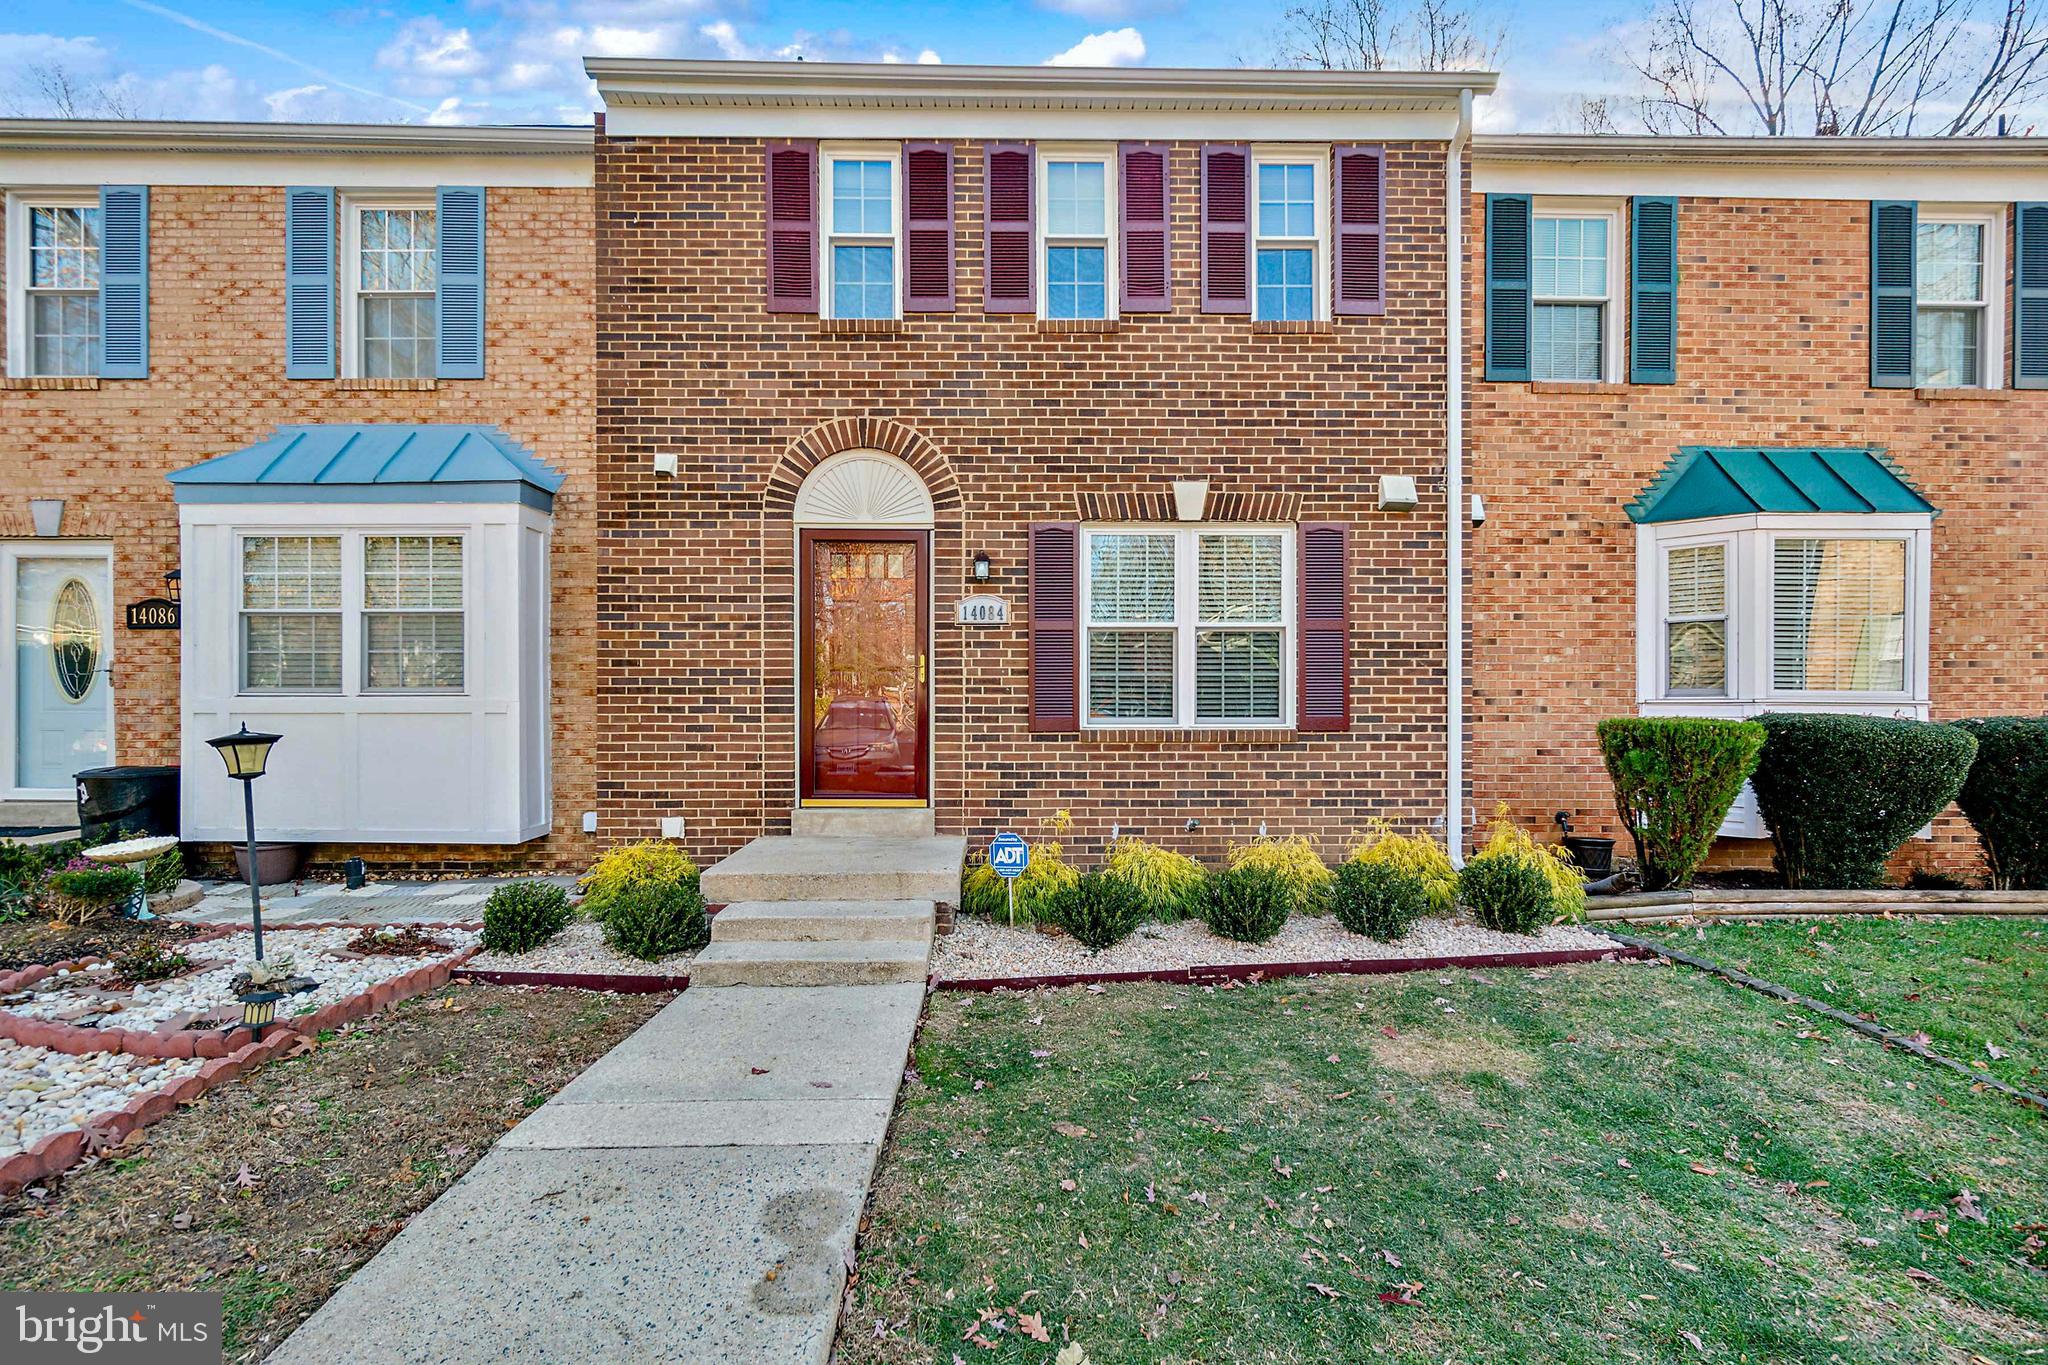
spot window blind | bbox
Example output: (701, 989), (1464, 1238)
(1772, 538), (1907, 691)
(1198, 535), (1281, 622)
(1196, 630), (1281, 721)
(1088, 630), (1175, 721)
(1664, 543), (1726, 694)
(1088, 533), (1175, 621)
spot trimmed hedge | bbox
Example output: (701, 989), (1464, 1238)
(1749, 713), (1977, 889)
(480, 880), (574, 954)
(1200, 864), (1292, 944)
(1457, 850), (1552, 936)
(1330, 860), (1428, 942)
(1956, 716), (2048, 889)
(600, 875), (710, 961)
(1598, 717), (1766, 891)
(1043, 870), (1149, 951)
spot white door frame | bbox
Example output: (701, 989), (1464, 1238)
(0, 541), (115, 799)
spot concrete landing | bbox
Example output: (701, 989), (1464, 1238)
(701, 835), (965, 906)
(270, 983), (924, 1365)
(789, 805), (935, 838)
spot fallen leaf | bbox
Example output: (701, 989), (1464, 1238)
(1018, 1312), (1051, 1343)
(1986, 1043), (2008, 1060)
(1689, 1163), (1719, 1176)
(1052, 1121), (1091, 1139)
(1951, 1190), (1989, 1225)
(1055, 1345), (1092, 1365)
(1380, 1025), (1398, 1038)
(1679, 1330), (1706, 1352)
(1307, 1282), (1342, 1299)
(1378, 1249), (1402, 1268)
(1060, 1179), (1077, 1192)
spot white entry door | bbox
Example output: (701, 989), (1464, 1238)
(5, 548), (113, 795)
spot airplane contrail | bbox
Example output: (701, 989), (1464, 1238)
(121, 0), (434, 116)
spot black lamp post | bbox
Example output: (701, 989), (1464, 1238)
(207, 724), (281, 962)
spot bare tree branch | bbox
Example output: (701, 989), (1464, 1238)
(1272, 0), (1504, 71)
(6, 64), (151, 120)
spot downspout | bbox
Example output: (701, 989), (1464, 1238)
(1445, 88), (1473, 867)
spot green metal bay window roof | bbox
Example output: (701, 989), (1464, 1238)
(168, 424), (566, 512)
(1627, 447), (1936, 524)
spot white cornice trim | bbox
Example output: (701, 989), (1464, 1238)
(0, 120), (592, 156)
(1474, 133), (2048, 169)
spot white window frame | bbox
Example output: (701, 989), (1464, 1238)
(820, 142), (902, 321)
(1658, 532), (1736, 700)
(361, 533), (467, 695)
(5, 190), (101, 379)
(235, 528), (470, 699)
(1250, 146), (1330, 323)
(1914, 204), (2005, 390)
(1079, 523), (1296, 731)
(1531, 197), (1626, 383)
(339, 191), (437, 380)
(1036, 144), (1117, 321)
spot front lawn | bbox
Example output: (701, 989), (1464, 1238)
(845, 964), (2046, 1364)
(1676, 916), (2045, 1090)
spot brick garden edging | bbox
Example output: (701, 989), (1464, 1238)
(453, 966), (689, 993)
(934, 944), (1649, 992)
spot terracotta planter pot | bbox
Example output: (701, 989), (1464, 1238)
(232, 843), (308, 886)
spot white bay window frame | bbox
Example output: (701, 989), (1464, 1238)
(1036, 144), (1117, 322)
(820, 142), (902, 321)
(1531, 197), (1626, 384)
(1080, 524), (1296, 730)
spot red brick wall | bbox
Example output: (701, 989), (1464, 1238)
(596, 135), (1459, 865)
(0, 184), (596, 872)
(1465, 192), (2045, 879)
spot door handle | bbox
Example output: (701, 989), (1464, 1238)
(919, 654), (927, 685)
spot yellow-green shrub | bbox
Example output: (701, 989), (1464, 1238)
(1345, 820), (1458, 915)
(1101, 836), (1207, 921)
(578, 841), (700, 921)
(961, 812), (1080, 925)
(1475, 805), (1586, 923)
(1226, 835), (1333, 915)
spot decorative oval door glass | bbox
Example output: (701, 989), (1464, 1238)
(50, 578), (100, 702)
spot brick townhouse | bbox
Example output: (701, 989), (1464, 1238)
(0, 119), (596, 868)
(587, 60), (1493, 860)
(1465, 135), (2048, 873)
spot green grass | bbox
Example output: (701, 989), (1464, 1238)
(843, 964), (2047, 1364)
(1675, 916), (2046, 1091)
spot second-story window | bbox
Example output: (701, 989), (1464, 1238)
(1253, 155), (1323, 321)
(1915, 216), (1990, 388)
(825, 149), (899, 320)
(344, 198), (437, 379)
(22, 200), (101, 378)
(1041, 150), (1114, 320)
(1532, 209), (1619, 382)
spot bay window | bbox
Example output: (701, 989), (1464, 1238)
(238, 531), (466, 696)
(1661, 540), (1728, 698)
(240, 535), (342, 692)
(364, 535), (466, 691)
(823, 148), (899, 320)
(1040, 149), (1115, 320)
(1082, 526), (1293, 728)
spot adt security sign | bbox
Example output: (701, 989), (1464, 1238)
(989, 832), (1029, 878)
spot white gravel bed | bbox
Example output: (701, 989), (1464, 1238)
(933, 914), (1616, 980)
(464, 921), (696, 977)
(3, 926), (478, 1033)
(1, 1040), (202, 1158)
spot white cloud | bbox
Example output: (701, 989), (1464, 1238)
(585, 24), (676, 58)
(0, 32), (114, 72)
(1045, 27), (1147, 67)
(378, 18), (489, 83)
(425, 95), (484, 126)
(880, 47), (944, 64)
(699, 19), (752, 60)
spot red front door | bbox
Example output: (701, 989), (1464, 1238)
(800, 531), (928, 802)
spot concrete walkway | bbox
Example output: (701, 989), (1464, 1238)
(270, 981), (924, 1364)
(177, 875), (575, 926)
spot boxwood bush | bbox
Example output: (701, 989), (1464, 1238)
(1199, 864), (1292, 944)
(1749, 713), (1978, 889)
(1457, 849), (1553, 935)
(1331, 860), (1428, 942)
(600, 876), (709, 961)
(480, 880), (574, 954)
(1956, 716), (2048, 889)
(1042, 870), (1149, 951)
(1598, 716), (1766, 890)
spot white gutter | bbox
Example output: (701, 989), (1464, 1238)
(1446, 87), (1473, 867)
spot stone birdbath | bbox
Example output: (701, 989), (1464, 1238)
(82, 835), (179, 921)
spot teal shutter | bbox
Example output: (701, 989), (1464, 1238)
(1629, 195), (1678, 384)
(96, 185), (148, 379)
(284, 186), (335, 379)
(435, 186), (485, 380)
(1870, 200), (1917, 388)
(1484, 193), (1532, 381)
(2015, 202), (2048, 389)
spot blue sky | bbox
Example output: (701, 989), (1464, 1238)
(1, 0), (1622, 129)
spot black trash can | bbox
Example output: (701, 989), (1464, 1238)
(74, 765), (181, 843)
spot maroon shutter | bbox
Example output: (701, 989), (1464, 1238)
(1334, 146), (1386, 316)
(1200, 144), (1250, 314)
(903, 141), (955, 313)
(765, 141), (817, 313)
(1297, 523), (1350, 731)
(1028, 522), (1080, 732)
(984, 143), (1035, 313)
(1119, 142), (1170, 313)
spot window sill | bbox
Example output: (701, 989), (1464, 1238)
(1250, 320), (1334, 336)
(2, 376), (99, 391)
(1078, 726), (1300, 745)
(1913, 386), (2011, 402)
(1527, 380), (1629, 395)
(1038, 319), (1119, 335)
(335, 377), (439, 391)
(818, 319), (903, 337)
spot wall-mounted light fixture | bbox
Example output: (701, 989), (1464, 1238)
(164, 569), (181, 602)
(972, 551), (992, 582)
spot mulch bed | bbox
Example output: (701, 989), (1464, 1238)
(0, 981), (672, 1362)
(0, 916), (207, 975)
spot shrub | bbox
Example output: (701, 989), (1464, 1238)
(345, 925), (451, 956)
(143, 847), (185, 896)
(1955, 716), (2048, 890)
(1458, 850), (1554, 936)
(1331, 860), (1429, 942)
(1597, 717), (1766, 891)
(47, 864), (141, 925)
(112, 942), (189, 984)
(600, 877), (709, 961)
(1042, 870), (1149, 951)
(1226, 836), (1333, 916)
(1199, 864), (1293, 944)
(480, 880), (574, 954)
(578, 841), (700, 922)
(961, 812), (1080, 925)
(1749, 713), (1978, 889)
(1345, 820), (1458, 914)
(1101, 837), (1206, 921)
(1477, 806), (1587, 923)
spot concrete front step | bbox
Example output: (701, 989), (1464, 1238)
(690, 938), (931, 988)
(789, 805), (935, 838)
(713, 899), (935, 943)
(701, 835), (965, 906)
